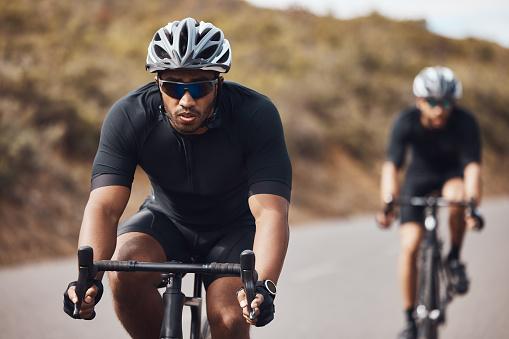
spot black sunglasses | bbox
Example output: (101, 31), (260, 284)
(158, 78), (218, 99)
(426, 97), (453, 109)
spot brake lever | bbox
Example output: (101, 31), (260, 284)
(240, 250), (258, 320)
(74, 246), (95, 318)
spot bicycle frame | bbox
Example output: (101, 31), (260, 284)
(74, 246), (257, 339)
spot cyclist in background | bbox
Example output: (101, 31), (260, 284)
(63, 17), (291, 339)
(376, 66), (482, 339)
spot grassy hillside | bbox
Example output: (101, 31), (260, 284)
(1, 0), (509, 265)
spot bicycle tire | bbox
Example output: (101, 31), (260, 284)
(200, 318), (212, 339)
(417, 246), (439, 339)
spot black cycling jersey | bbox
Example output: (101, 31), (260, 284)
(387, 106), (481, 176)
(91, 81), (292, 229)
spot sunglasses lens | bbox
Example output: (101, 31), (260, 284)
(426, 98), (438, 107)
(160, 80), (215, 99)
(426, 98), (452, 108)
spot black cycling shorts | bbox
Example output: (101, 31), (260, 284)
(399, 171), (463, 225)
(117, 207), (255, 289)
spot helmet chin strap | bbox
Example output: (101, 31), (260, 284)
(202, 76), (223, 129)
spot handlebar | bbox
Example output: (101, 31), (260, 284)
(74, 246), (258, 319)
(380, 196), (484, 231)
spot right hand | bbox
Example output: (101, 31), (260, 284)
(376, 210), (395, 229)
(63, 280), (103, 319)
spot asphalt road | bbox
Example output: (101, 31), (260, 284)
(1, 197), (507, 339)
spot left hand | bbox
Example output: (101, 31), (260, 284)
(465, 215), (478, 230)
(236, 286), (275, 327)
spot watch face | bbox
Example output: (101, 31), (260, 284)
(264, 280), (277, 295)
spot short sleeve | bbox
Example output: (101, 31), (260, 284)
(386, 112), (410, 169)
(91, 100), (139, 190)
(244, 100), (292, 201)
(459, 113), (482, 167)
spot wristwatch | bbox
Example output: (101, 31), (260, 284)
(257, 279), (277, 297)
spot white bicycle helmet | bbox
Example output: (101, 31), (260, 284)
(146, 17), (231, 73)
(412, 66), (462, 99)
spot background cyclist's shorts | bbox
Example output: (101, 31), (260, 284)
(117, 207), (255, 289)
(399, 170), (463, 225)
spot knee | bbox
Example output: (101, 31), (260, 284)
(442, 178), (465, 201)
(108, 233), (166, 297)
(108, 252), (162, 299)
(108, 270), (160, 297)
(208, 307), (245, 333)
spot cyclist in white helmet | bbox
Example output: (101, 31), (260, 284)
(63, 17), (291, 338)
(376, 66), (482, 339)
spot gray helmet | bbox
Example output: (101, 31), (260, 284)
(146, 17), (231, 73)
(413, 66), (462, 99)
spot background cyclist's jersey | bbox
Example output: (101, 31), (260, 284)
(387, 106), (481, 176)
(91, 81), (292, 228)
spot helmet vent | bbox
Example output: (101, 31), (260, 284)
(217, 49), (230, 63)
(197, 27), (212, 44)
(155, 45), (170, 59)
(166, 31), (173, 45)
(210, 31), (221, 42)
(196, 45), (216, 60)
(179, 25), (189, 56)
(154, 33), (161, 42)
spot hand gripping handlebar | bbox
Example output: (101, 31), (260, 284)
(240, 250), (258, 320)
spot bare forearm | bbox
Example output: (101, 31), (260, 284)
(464, 162), (482, 204)
(249, 194), (290, 283)
(77, 186), (130, 268)
(253, 216), (289, 283)
(78, 200), (120, 260)
(380, 161), (399, 203)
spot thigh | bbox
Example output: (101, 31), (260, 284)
(117, 208), (192, 262)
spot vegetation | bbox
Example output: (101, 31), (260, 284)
(1, 0), (509, 264)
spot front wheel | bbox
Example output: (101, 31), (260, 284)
(200, 318), (212, 339)
(416, 246), (439, 339)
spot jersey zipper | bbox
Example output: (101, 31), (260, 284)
(181, 137), (195, 192)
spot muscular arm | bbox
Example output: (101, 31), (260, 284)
(380, 161), (400, 203)
(78, 185), (131, 265)
(376, 161), (400, 228)
(248, 194), (290, 284)
(66, 185), (130, 318)
(463, 162), (482, 205)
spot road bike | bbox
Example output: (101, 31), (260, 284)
(73, 246), (258, 339)
(385, 196), (483, 339)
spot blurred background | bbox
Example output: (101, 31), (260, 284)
(1, 0), (509, 266)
